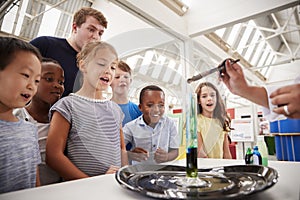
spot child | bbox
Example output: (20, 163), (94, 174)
(14, 57), (65, 185)
(46, 41), (128, 181)
(111, 60), (142, 127)
(195, 82), (232, 159)
(110, 61), (142, 151)
(0, 37), (42, 193)
(123, 85), (179, 164)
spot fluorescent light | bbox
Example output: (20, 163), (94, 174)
(159, 0), (189, 16)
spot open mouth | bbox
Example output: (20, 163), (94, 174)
(100, 77), (109, 83)
(21, 93), (31, 100)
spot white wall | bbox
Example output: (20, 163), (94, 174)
(92, 1), (175, 57)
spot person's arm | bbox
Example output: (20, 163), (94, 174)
(197, 132), (208, 158)
(120, 127), (128, 166)
(154, 148), (178, 163)
(223, 133), (232, 159)
(35, 167), (40, 187)
(46, 111), (89, 180)
(127, 147), (149, 162)
(222, 59), (269, 108)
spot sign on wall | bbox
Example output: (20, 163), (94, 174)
(230, 119), (254, 142)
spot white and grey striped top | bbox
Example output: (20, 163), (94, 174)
(50, 93), (124, 176)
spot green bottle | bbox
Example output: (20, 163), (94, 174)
(186, 94), (198, 178)
(245, 147), (253, 164)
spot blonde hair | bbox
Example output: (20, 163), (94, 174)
(76, 41), (118, 66)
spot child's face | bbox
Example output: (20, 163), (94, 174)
(110, 67), (131, 95)
(199, 86), (217, 114)
(83, 48), (117, 92)
(139, 90), (165, 125)
(0, 51), (41, 109)
(34, 62), (64, 105)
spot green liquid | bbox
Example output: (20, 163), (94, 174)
(186, 147), (198, 178)
(262, 157), (268, 167)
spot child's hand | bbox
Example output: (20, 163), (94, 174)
(128, 147), (149, 162)
(105, 165), (120, 174)
(154, 148), (168, 163)
(198, 149), (208, 158)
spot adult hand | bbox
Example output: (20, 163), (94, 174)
(128, 147), (149, 162)
(221, 59), (269, 108)
(221, 59), (249, 97)
(270, 83), (300, 119)
(154, 148), (168, 163)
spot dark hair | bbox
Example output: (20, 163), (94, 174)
(117, 60), (132, 75)
(139, 85), (165, 104)
(0, 37), (42, 71)
(195, 82), (230, 131)
(73, 7), (108, 28)
(41, 57), (60, 65)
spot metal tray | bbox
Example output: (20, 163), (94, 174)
(115, 164), (278, 199)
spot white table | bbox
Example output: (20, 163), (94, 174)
(1, 159), (299, 200)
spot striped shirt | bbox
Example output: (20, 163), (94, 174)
(50, 93), (123, 176)
(0, 119), (41, 194)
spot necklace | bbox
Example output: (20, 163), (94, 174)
(70, 93), (109, 103)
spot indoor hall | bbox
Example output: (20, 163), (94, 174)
(0, 0), (299, 199)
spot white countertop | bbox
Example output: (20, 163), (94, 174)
(1, 158), (299, 200)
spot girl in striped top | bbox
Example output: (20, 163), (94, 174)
(46, 41), (128, 181)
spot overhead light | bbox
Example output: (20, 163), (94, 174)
(159, 0), (189, 16)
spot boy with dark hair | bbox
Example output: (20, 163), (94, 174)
(0, 36), (42, 193)
(123, 85), (179, 164)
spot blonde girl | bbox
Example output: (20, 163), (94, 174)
(46, 41), (128, 181)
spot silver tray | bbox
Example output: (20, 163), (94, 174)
(115, 164), (278, 199)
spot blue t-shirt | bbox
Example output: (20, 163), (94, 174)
(118, 101), (142, 127)
(0, 119), (41, 193)
(30, 36), (80, 97)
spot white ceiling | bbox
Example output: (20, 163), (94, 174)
(95, 0), (300, 108)
(1, 0), (299, 108)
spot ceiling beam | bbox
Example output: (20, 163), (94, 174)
(204, 32), (267, 82)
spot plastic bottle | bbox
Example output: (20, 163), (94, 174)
(245, 147), (253, 164)
(252, 146), (262, 165)
(257, 136), (269, 166)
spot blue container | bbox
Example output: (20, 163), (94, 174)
(286, 135), (300, 162)
(270, 121), (279, 133)
(272, 119), (300, 161)
(279, 119), (300, 133)
(275, 135), (288, 161)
